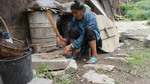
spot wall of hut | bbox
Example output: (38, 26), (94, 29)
(109, 0), (121, 15)
(0, 0), (36, 40)
(0, 0), (85, 40)
(0, 0), (118, 40)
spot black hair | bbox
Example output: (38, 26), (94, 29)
(71, 0), (86, 13)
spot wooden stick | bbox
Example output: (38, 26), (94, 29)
(46, 10), (63, 40)
(76, 74), (81, 79)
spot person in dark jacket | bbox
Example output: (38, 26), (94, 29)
(62, 0), (102, 64)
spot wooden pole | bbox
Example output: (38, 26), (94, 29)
(46, 10), (63, 41)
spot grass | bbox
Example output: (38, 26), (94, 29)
(125, 52), (150, 68)
(147, 20), (150, 25)
(115, 80), (121, 84)
(97, 68), (110, 74)
(116, 66), (126, 73)
(120, 1), (150, 21)
(53, 70), (76, 84)
(34, 63), (76, 84)
(117, 18), (131, 22)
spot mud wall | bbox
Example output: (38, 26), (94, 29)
(0, 0), (36, 39)
(0, 0), (85, 40)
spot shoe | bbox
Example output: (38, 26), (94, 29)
(68, 56), (76, 60)
(86, 57), (99, 64)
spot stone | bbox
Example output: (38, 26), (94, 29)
(130, 46), (134, 50)
(128, 37), (145, 41)
(83, 64), (115, 71)
(124, 40), (130, 45)
(117, 48), (121, 50)
(65, 59), (78, 72)
(32, 69), (36, 75)
(104, 57), (133, 62)
(82, 70), (115, 84)
(0, 75), (3, 84)
(28, 77), (53, 84)
(32, 54), (69, 70)
(146, 34), (150, 40)
(118, 43), (124, 48)
(112, 54), (129, 57)
(51, 70), (65, 76)
(123, 33), (135, 38)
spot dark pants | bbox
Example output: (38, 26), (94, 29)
(68, 27), (102, 48)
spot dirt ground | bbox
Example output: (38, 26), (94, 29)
(68, 21), (150, 84)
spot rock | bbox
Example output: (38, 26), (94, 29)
(0, 75), (3, 84)
(118, 43), (124, 47)
(51, 70), (65, 76)
(83, 64), (115, 71)
(117, 48), (121, 50)
(124, 40), (130, 45)
(82, 70), (115, 84)
(112, 54), (129, 57)
(130, 46), (134, 50)
(128, 37), (145, 41)
(146, 34), (150, 40)
(123, 33), (135, 38)
(28, 77), (53, 84)
(104, 57), (133, 62)
(32, 69), (36, 75)
(65, 59), (78, 72)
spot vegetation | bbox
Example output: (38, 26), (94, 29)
(125, 51), (150, 68)
(34, 63), (53, 79)
(120, 1), (150, 21)
(147, 20), (150, 25)
(34, 63), (76, 84)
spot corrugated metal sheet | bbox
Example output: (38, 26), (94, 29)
(101, 0), (114, 19)
(88, 0), (107, 16)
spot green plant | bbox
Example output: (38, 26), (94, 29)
(125, 52), (150, 68)
(53, 70), (75, 84)
(130, 71), (138, 77)
(34, 63), (76, 84)
(120, 1), (150, 21)
(115, 80), (120, 84)
(147, 20), (150, 25)
(97, 68), (109, 74)
(34, 63), (53, 79)
(116, 66), (126, 72)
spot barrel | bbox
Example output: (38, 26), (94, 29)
(28, 11), (58, 51)
(0, 51), (33, 84)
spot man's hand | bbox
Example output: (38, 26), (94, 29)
(63, 44), (72, 55)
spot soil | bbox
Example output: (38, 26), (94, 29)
(67, 21), (150, 84)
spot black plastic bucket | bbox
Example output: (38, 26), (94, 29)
(0, 51), (33, 84)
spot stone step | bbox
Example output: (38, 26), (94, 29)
(28, 77), (53, 84)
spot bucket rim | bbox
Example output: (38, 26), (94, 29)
(0, 51), (31, 62)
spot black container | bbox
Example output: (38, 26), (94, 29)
(0, 51), (33, 84)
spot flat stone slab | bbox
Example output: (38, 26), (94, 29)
(104, 57), (133, 62)
(111, 54), (129, 57)
(28, 77), (53, 84)
(32, 53), (69, 70)
(0, 75), (3, 84)
(83, 64), (115, 71)
(83, 70), (115, 84)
